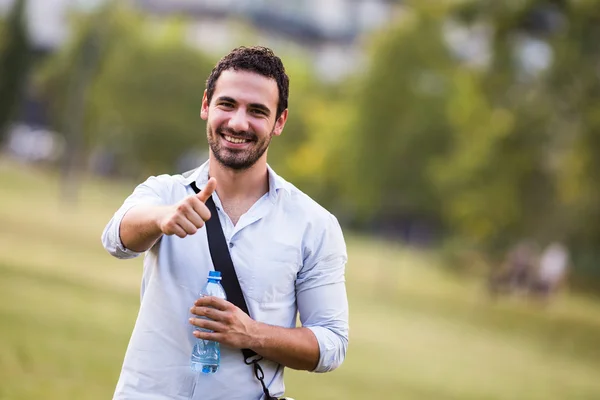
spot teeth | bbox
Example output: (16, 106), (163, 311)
(224, 135), (248, 144)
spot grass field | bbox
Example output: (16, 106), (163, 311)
(1, 157), (600, 400)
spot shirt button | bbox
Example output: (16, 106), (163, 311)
(229, 242), (234, 248)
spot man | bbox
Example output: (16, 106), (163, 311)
(101, 46), (349, 400)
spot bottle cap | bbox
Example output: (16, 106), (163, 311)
(208, 270), (222, 279)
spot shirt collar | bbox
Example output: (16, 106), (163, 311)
(182, 160), (289, 201)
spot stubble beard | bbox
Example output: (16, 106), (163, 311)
(207, 124), (273, 171)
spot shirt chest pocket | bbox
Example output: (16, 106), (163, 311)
(245, 242), (301, 304)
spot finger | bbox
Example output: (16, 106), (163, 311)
(190, 306), (229, 322)
(189, 317), (225, 332)
(176, 219), (197, 235)
(166, 222), (187, 238)
(194, 296), (230, 311)
(193, 329), (221, 342)
(182, 200), (206, 228)
(189, 197), (212, 222)
(196, 177), (217, 203)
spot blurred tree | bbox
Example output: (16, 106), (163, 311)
(0, 17), (6, 49)
(343, 0), (600, 280)
(58, 4), (111, 203)
(444, 0), (600, 275)
(272, 74), (354, 211)
(38, 4), (214, 186)
(262, 55), (316, 185)
(543, 1), (600, 280)
(342, 5), (454, 237)
(0, 0), (31, 143)
(431, 1), (558, 255)
(86, 13), (214, 178)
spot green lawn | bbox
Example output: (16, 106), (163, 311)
(1, 157), (600, 400)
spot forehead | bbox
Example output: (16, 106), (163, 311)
(212, 69), (279, 111)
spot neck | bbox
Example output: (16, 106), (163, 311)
(208, 155), (269, 202)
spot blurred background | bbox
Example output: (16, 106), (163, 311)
(1, 0), (600, 399)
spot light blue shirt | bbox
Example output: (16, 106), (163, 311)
(101, 161), (349, 400)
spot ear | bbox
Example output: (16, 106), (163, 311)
(272, 109), (288, 137)
(200, 90), (209, 121)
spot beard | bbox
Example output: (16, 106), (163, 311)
(207, 124), (273, 171)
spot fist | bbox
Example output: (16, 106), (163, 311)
(158, 177), (217, 238)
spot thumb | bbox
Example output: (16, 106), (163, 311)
(196, 177), (217, 203)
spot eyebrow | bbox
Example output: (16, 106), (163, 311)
(216, 96), (271, 116)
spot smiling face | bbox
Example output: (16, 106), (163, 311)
(201, 69), (288, 171)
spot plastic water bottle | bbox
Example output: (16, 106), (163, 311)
(191, 270), (227, 373)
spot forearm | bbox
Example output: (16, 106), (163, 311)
(250, 324), (319, 371)
(119, 205), (167, 252)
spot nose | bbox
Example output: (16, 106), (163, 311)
(228, 108), (249, 133)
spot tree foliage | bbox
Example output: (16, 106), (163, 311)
(38, 4), (214, 177)
(345, 0), (600, 274)
(0, 0), (31, 142)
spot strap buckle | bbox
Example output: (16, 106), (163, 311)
(244, 353), (264, 365)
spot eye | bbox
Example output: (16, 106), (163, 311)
(251, 108), (267, 116)
(218, 102), (234, 109)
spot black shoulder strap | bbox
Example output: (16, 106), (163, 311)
(194, 183), (251, 317)
(190, 181), (277, 400)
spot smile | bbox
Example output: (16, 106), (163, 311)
(223, 135), (251, 144)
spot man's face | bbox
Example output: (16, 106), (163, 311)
(201, 69), (287, 171)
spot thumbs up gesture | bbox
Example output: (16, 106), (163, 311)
(158, 178), (217, 238)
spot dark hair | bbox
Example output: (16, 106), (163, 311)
(205, 46), (289, 119)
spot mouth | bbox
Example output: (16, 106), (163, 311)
(222, 134), (252, 144)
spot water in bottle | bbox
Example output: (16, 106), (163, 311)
(190, 270), (227, 373)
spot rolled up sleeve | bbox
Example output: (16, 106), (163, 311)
(101, 175), (171, 259)
(296, 214), (349, 373)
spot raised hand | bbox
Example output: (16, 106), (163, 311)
(158, 177), (217, 238)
